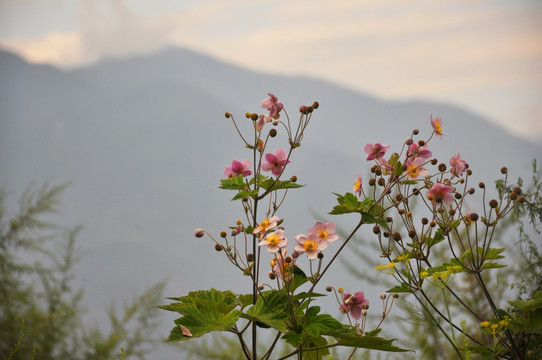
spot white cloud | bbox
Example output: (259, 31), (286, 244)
(1, 0), (541, 139)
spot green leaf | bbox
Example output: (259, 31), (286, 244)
(304, 306), (342, 337)
(239, 291), (288, 332)
(329, 326), (410, 352)
(167, 309), (242, 341)
(219, 175), (247, 190)
(509, 291), (542, 314)
(426, 228), (445, 247)
(231, 189), (259, 201)
(301, 336), (330, 360)
(290, 265), (309, 292)
(482, 262), (507, 269)
(259, 178), (304, 192)
(387, 282), (412, 293)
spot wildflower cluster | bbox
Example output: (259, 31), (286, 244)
(160, 94), (535, 360)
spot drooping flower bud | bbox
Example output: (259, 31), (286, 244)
(194, 228), (205, 238)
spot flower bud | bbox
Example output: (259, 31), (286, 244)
(405, 138), (413, 145)
(247, 253), (255, 262)
(369, 178), (376, 186)
(513, 186), (522, 195)
(338, 287), (344, 293)
(421, 217), (429, 225)
(380, 293), (387, 299)
(220, 231), (227, 238)
(431, 159), (438, 165)
(478, 182), (485, 189)
(466, 169), (472, 176)
(386, 217), (393, 223)
(412, 188), (420, 195)
(378, 178), (385, 186)
(250, 113), (258, 121)
(517, 196), (525, 203)
(408, 230), (416, 238)
(225, 112), (231, 118)
(501, 167), (508, 174)
(413, 129), (419, 135)
(383, 231), (390, 238)
(449, 208), (456, 216)
(194, 228), (205, 238)
(312, 101), (319, 109)
(269, 128), (277, 137)
(215, 244), (223, 251)
(317, 252), (324, 259)
(285, 256), (292, 263)
(469, 213), (479, 221)
(418, 140), (425, 146)
(373, 226), (380, 234)
(325, 285), (333, 292)
(290, 175), (297, 182)
(398, 209), (405, 215)
(455, 192), (462, 199)
(268, 271), (276, 280)
(430, 221), (436, 227)
(245, 112), (251, 118)
(438, 163), (447, 172)
(393, 232), (402, 241)
(468, 188), (475, 195)
(395, 194), (403, 201)
(392, 293), (400, 298)
(489, 199), (498, 208)
(509, 192), (518, 200)
(258, 284), (265, 290)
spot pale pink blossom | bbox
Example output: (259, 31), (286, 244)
(256, 114), (272, 131)
(404, 157), (429, 180)
(449, 153), (467, 177)
(426, 183), (455, 206)
(407, 143), (432, 160)
(294, 233), (329, 260)
(307, 221), (339, 244)
(364, 143), (390, 161)
(430, 115), (445, 139)
(262, 148), (290, 176)
(353, 173), (362, 197)
(261, 93), (284, 118)
(340, 291), (369, 320)
(224, 159), (252, 178)
(258, 229), (288, 253)
(253, 216), (282, 235)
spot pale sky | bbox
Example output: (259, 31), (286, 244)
(1, 0), (541, 143)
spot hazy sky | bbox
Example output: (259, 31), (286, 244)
(1, 0), (541, 143)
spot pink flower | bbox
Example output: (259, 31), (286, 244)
(256, 114), (272, 131)
(340, 291), (369, 320)
(294, 233), (329, 260)
(449, 153), (467, 177)
(430, 115), (445, 139)
(271, 249), (296, 280)
(364, 143), (390, 161)
(262, 148), (290, 176)
(426, 183), (455, 206)
(258, 229), (288, 253)
(407, 143), (432, 160)
(261, 93), (284, 118)
(353, 173), (362, 197)
(253, 216), (282, 235)
(404, 157), (429, 180)
(224, 159), (252, 178)
(307, 221), (339, 244)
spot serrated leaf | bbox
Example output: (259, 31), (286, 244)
(219, 175), (247, 190)
(167, 309), (242, 341)
(304, 306), (342, 337)
(387, 282), (412, 293)
(426, 228), (445, 247)
(329, 326), (410, 352)
(231, 189), (259, 201)
(260, 178), (304, 191)
(240, 291), (288, 332)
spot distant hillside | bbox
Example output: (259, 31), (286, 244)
(1, 47), (540, 358)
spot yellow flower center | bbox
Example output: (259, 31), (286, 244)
(303, 239), (317, 251)
(266, 234), (280, 246)
(317, 229), (329, 240)
(434, 122), (442, 133)
(354, 180), (361, 192)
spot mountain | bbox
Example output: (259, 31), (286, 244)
(1, 47), (540, 357)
